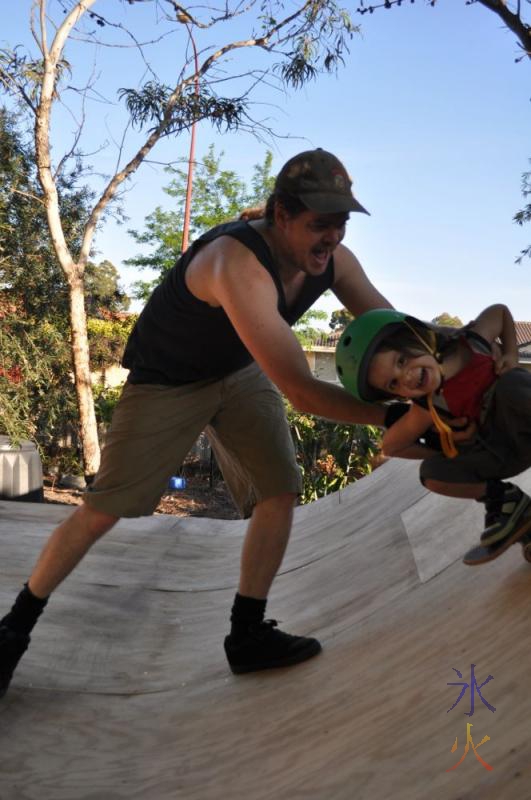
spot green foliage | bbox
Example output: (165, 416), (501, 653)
(119, 82), (246, 137)
(514, 166), (531, 263)
(293, 309), (329, 347)
(0, 314), (77, 453)
(431, 312), (463, 328)
(285, 401), (382, 503)
(0, 47), (72, 105)
(0, 106), (84, 466)
(87, 315), (137, 370)
(275, 0), (355, 88)
(113, 1), (356, 127)
(126, 145), (276, 300)
(0, 107), (128, 469)
(0, 106), (94, 319)
(93, 384), (123, 426)
(84, 260), (130, 316)
(329, 307), (354, 331)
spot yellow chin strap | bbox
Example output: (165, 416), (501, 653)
(404, 321), (458, 459)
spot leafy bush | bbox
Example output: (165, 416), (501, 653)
(0, 315), (77, 455)
(285, 401), (382, 503)
(87, 315), (136, 370)
(93, 383), (123, 426)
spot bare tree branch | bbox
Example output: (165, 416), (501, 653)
(54, 56), (100, 180)
(355, 0), (530, 58)
(0, 59), (38, 114)
(476, 0), (531, 57)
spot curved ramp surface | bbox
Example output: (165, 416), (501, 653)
(1, 459), (531, 799)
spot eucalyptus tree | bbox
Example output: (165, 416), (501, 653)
(126, 145), (275, 300)
(0, 0), (356, 476)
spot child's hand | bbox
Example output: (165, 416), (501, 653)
(495, 353), (519, 375)
(491, 341), (518, 374)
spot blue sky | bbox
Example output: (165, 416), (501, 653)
(3, 1), (530, 326)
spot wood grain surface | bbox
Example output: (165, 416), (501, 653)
(1, 459), (531, 800)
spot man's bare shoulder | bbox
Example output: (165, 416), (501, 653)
(186, 232), (276, 307)
(331, 243), (392, 314)
(332, 242), (365, 276)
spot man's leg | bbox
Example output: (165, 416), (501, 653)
(0, 379), (222, 698)
(238, 492), (296, 599)
(224, 492), (321, 674)
(209, 365), (321, 674)
(27, 504), (119, 599)
(0, 504), (118, 697)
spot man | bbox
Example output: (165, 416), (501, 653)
(0, 148), (392, 696)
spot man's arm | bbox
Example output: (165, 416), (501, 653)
(382, 404), (437, 459)
(209, 238), (386, 426)
(331, 244), (393, 315)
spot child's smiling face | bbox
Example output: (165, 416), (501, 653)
(368, 349), (442, 398)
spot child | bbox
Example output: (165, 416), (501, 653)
(336, 304), (531, 548)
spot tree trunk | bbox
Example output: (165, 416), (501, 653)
(33, 0), (101, 478)
(69, 273), (100, 479)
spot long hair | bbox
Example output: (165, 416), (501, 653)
(264, 191), (308, 225)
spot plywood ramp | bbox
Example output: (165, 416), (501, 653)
(1, 459), (531, 800)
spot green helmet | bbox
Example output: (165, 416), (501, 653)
(335, 309), (430, 402)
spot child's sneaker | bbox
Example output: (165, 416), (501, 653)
(224, 619), (321, 674)
(0, 625), (30, 698)
(480, 483), (531, 547)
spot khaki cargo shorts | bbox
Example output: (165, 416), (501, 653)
(84, 362), (302, 519)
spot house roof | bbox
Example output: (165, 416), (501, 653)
(515, 321), (531, 347)
(308, 320), (531, 351)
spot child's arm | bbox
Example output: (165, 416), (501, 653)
(382, 403), (438, 459)
(469, 304), (519, 373)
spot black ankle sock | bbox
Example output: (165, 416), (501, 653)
(478, 479), (507, 506)
(230, 593), (267, 640)
(1, 583), (49, 636)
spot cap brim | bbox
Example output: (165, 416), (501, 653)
(300, 193), (370, 215)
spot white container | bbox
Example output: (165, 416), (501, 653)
(0, 435), (44, 502)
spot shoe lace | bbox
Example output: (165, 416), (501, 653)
(248, 619), (278, 640)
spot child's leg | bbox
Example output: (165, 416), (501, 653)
(421, 459), (531, 547)
(477, 480), (531, 546)
(421, 478), (485, 500)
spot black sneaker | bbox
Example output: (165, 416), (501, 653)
(0, 625), (30, 698)
(224, 619), (322, 674)
(480, 485), (531, 547)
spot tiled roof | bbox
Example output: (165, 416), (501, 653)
(309, 331), (342, 349)
(515, 321), (531, 346)
(308, 320), (531, 350)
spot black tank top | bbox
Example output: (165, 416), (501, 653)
(123, 220), (335, 385)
